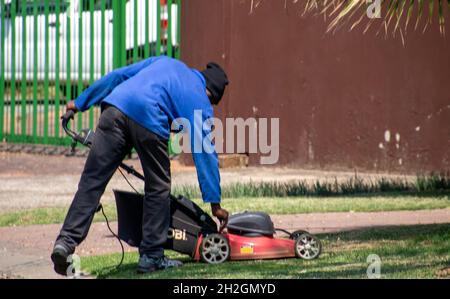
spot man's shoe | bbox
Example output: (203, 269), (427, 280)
(137, 255), (183, 274)
(51, 244), (72, 276)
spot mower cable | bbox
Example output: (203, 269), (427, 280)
(118, 167), (140, 195)
(100, 204), (125, 270)
(97, 167), (140, 270)
(275, 228), (293, 238)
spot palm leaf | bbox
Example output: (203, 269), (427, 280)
(247, 0), (448, 37)
(299, 0), (448, 34)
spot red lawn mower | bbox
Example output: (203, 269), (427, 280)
(115, 191), (322, 264)
(62, 111), (322, 266)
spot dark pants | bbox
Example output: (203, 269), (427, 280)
(56, 105), (171, 258)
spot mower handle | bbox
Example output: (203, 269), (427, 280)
(61, 109), (146, 182)
(61, 110), (78, 141)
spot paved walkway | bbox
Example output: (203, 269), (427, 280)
(0, 152), (417, 212)
(0, 209), (449, 279)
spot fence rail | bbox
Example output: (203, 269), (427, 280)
(0, 0), (180, 146)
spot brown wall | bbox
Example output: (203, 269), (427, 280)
(181, 0), (450, 173)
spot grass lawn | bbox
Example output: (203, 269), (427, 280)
(0, 195), (449, 227)
(82, 224), (450, 279)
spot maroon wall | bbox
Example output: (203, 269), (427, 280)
(181, 0), (450, 173)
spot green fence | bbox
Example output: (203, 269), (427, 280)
(0, 0), (180, 146)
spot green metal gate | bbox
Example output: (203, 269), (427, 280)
(0, 0), (180, 146)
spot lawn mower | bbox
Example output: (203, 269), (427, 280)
(62, 111), (322, 266)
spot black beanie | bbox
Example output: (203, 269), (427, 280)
(201, 62), (229, 105)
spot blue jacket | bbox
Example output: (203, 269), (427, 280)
(74, 56), (221, 203)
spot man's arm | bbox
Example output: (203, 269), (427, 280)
(71, 57), (161, 112)
(192, 149), (229, 230)
(190, 109), (228, 229)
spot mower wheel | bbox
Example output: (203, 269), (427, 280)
(290, 230), (309, 240)
(295, 233), (322, 260)
(200, 234), (230, 264)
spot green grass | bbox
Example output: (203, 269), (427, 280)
(202, 196), (450, 215)
(173, 173), (450, 199)
(0, 204), (117, 227)
(0, 196), (449, 227)
(1, 175), (448, 227)
(81, 224), (450, 279)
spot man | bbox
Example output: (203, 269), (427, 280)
(51, 56), (229, 275)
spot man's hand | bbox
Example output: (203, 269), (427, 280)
(66, 100), (79, 113)
(61, 101), (79, 123)
(211, 203), (229, 232)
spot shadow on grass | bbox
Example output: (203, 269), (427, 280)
(175, 174), (450, 199)
(299, 260), (448, 279)
(319, 223), (450, 242)
(85, 223), (450, 279)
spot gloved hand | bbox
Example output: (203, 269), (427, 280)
(211, 203), (229, 232)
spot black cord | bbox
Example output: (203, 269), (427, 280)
(275, 228), (293, 238)
(97, 168), (140, 270)
(118, 168), (140, 195)
(100, 204), (125, 270)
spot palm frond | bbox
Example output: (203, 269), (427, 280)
(302, 0), (448, 35)
(249, 0), (448, 35)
